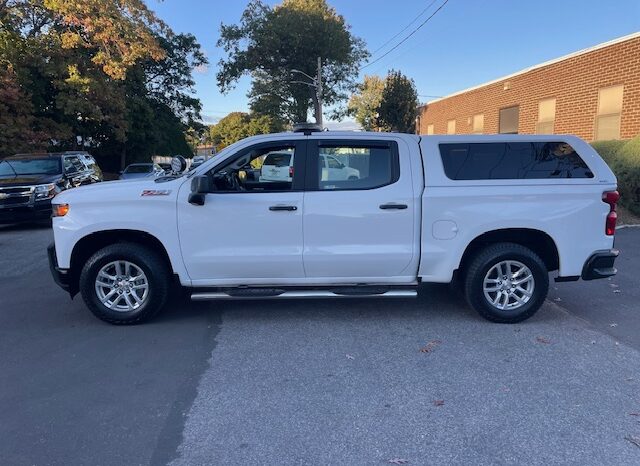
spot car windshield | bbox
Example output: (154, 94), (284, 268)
(125, 164), (153, 174)
(0, 158), (62, 176)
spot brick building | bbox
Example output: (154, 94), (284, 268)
(417, 32), (640, 141)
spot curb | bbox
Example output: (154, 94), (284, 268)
(616, 224), (640, 230)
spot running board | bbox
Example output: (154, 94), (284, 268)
(190, 289), (417, 301)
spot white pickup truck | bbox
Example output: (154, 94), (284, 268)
(48, 126), (619, 325)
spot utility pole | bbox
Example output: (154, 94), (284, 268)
(290, 57), (323, 128)
(315, 57), (323, 128)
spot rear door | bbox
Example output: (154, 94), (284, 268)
(302, 138), (417, 281)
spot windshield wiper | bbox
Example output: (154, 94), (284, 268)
(0, 160), (18, 177)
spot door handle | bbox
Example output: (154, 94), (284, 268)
(379, 203), (408, 210)
(269, 205), (297, 211)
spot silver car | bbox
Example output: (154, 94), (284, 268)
(119, 163), (164, 180)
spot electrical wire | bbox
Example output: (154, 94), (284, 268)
(369, 0), (440, 56)
(361, 0), (451, 70)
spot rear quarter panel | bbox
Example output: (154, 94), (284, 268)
(418, 135), (617, 282)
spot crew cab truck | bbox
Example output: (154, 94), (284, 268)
(48, 127), (619, 325)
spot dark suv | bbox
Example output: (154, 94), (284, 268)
(0, 151), (103, 224)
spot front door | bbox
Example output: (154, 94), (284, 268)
(303, 139), (417, 281)
(178, 140), (307, 285)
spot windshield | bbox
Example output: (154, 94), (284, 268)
(124, 164), (153, 174)
(0, 158), (62, 176)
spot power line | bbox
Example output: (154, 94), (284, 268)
(361, 0), (451, 70)
(370, 0), (439, 57)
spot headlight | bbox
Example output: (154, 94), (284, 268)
(34, 183), (57, 200)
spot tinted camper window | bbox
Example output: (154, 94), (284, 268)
(439, 142), (593, 180)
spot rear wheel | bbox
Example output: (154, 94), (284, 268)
(464, 243), (548, 323)
(79, 243), (170, 324)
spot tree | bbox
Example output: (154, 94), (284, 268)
(216, 0), (368, 125)
(348, 75), (386, 131)
(377, 70), (419, 133)
(0, 1), (207, 167)
(208, 112), (283, 150)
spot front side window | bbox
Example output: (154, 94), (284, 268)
(312, 142), (398, 191)
(64, 156), (84, 173)
(439, 142), (593, 180)
(211, 144), (298, 192)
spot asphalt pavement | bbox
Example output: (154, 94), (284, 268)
(1, 224), (640, 465)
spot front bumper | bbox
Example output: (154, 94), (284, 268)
(48, 243), (73, 294)
(0, 201), (52, 224)
(581, 249), (619, 280)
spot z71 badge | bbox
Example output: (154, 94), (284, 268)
(141, 190), (171, 197)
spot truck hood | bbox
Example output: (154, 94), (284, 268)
(53, 177), (185, 204)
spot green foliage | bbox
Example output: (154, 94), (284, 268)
(611, 136), (640, 215)
(590, 140), (626, 166)
(208, 112), (283, 150)
(377, 70), (418, 133)
(0, 1), (206, 166)
(348, 75), (386, 131)
(217, 0), (368, 124)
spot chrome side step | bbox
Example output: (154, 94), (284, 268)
(191, 289), (417, 301)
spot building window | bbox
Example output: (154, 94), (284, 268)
(426, 124), (434, 135)
(472, 114), (484, 134)
(447, 119), (456, 134)
(595, 85), (623, 140)
(536, 98), (556, 134)
(499, 106), (519, 134)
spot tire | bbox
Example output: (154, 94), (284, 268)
(463, 242), (548, 323)
(79, 242), (170, 324)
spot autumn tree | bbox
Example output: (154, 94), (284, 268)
(0, 0), (206, 167)
(348, 75), (386, 131)
(217, 0), (368, 125)
(377, 70), (419, 133)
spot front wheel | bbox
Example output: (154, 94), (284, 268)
(464, 243), (549, 323)
(79, 243), (170, 324)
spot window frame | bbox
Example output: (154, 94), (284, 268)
(306, 139), (400, 192)
(595, 85), (624, 140)
(499, 106), (520, 134)
(204, 139), (308, 193)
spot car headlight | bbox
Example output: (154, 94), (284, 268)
(34, 183), (57, 200)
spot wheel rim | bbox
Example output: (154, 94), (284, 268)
(95, 260), (149, 312)
(483, 260), (535, 311)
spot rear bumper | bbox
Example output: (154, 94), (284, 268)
(581, 249), (619, 281)
(47, 243), (72, 294)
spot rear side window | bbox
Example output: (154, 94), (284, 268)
(439, 142), (593, 180)
(313, 143), (398, 191)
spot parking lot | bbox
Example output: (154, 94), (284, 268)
(1, 224), (640, 465)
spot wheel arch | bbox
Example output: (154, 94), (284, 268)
(67, 229), (175, 297)
(457, 228), (560, 276)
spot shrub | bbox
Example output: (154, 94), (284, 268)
(590, 140), (626, 166)
(612, 136), (640, 215)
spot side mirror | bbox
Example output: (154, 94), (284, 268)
(188, 175), (211, 206)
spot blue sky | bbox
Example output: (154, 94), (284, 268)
(151, 0), (640, 127)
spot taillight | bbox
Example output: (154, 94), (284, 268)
(289, 166), (294, 178)
(602, 190), (619, 236)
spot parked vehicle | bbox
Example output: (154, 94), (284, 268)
(119, 163), (164, 180)
(158, 163), (172, 174)
(259, 151), (359, 183)
(188, 156), (207, 171)
(48, 127), (619, 325)
(0, 151), (102, 224)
